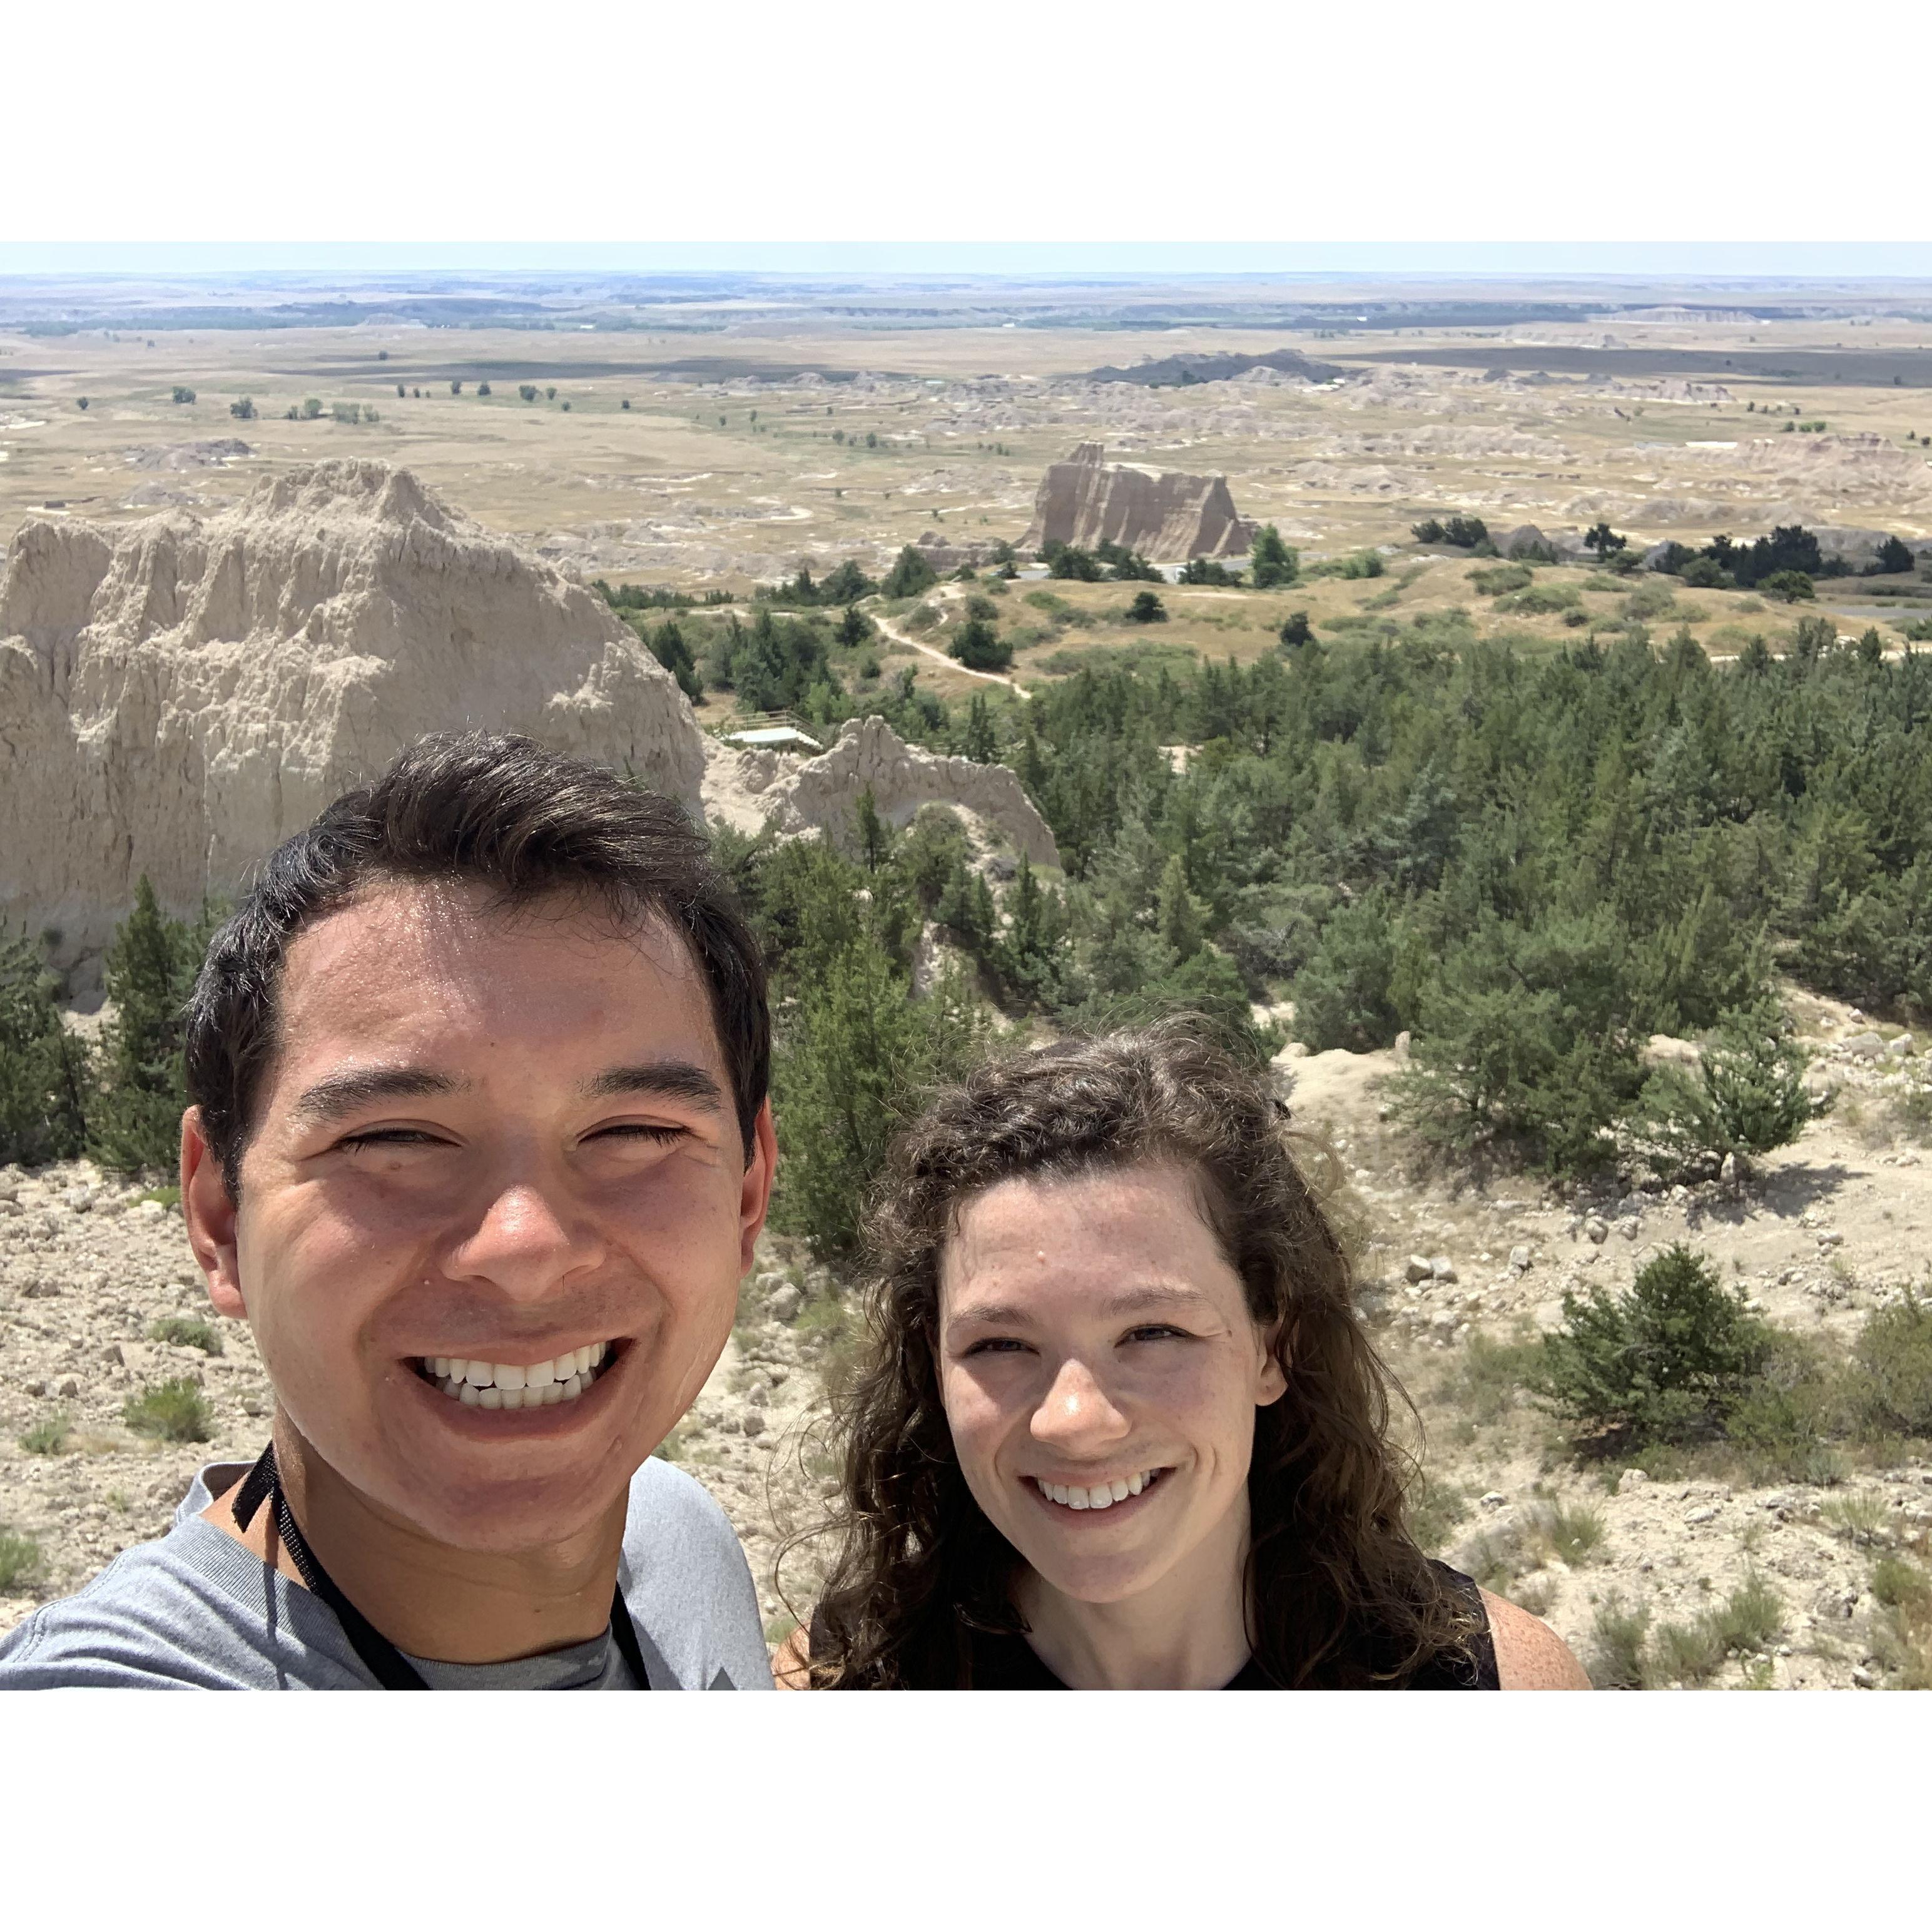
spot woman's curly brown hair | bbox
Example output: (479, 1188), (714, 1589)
(800, 1021), (1482, 1687)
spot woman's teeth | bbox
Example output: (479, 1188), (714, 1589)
(1034, 1469), (1161, 1511)
(419, 1345), (611, 1411)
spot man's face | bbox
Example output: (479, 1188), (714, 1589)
(185, 880), (772, 1555)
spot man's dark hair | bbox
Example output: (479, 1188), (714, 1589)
(185, 732), (768, 1197)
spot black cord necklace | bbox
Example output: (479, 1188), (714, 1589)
(231, 1443), (651, 1690)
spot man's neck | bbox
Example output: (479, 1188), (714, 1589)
(1014, 1499), (1254, 1690)
(203, 1418), (629, 1665)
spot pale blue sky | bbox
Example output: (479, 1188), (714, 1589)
(5, 242), (1932, 281)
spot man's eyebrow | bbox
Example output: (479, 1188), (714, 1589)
(581, 1060), (726, 1112)
(288, 1067), (467, 1131)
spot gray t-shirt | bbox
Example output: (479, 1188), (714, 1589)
(0, 1457), (773, 1690)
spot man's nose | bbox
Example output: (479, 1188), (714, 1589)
(1030, 1356), (1131, 1453)
(445, 1179), (602, 1298)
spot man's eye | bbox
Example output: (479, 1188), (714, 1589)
(591, 1123), (686, 1144)
(338, 1129), (444, 1151)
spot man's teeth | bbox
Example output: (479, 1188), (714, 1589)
(422, 1344), (611, 1411)
(1035, 1470), (1161, 1510)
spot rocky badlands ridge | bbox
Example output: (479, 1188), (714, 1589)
(1082, 348), (1347, 388)
(0, 462), (704, 975)
(702, 715), (1060, 868)
(1020, 442), (1256, 562)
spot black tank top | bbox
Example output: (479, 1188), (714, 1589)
(958, 1563), (1499, 1689)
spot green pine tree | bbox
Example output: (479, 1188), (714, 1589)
(961, 693), (998, 764)
(770, 948), (985, 1260)
(1249, 524), (1299, 589)
(853, 786), (894, 873)
(89, 880), (209, 1174)
(1155, 853), (1205, 962)
(0, 928), (91, 1165)
(882, 545), (938, 601)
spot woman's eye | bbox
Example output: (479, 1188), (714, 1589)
(963, 1336), (1030, 1356)
(1123, 1324), (1191, 1345)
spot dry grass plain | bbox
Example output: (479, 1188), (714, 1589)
(6, 285), (1932, 640)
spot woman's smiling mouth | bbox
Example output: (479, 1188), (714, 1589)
(1030, 1467), (1170, 1512)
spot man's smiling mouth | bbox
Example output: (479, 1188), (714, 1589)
(413, 1343), (613, 1410)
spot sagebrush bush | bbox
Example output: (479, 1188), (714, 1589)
(1613, 1572), (1785, 1688)
(1404, 1475), (1468, 1553)
(1849, 1293), (1932, 1438)
(1726, 1329), (1846, 1484)
(1587, 1595), (1652, 1689)
(1819, 1490), (1891, 1545)
(0, 1527), (44, 1592)
(1438, 1333), (1535, 1428)
(18, 1411), (69, 1456)
(148, 1316), (223, 1357)
(1533, 1245), (1772, 1450)
(1528, 1500), (1607, 1567)
(123, 1378), (212, 1443)
(1870, 1557), (1932, 1689)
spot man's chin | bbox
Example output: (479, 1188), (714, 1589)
(359, 1369), (662, 1553)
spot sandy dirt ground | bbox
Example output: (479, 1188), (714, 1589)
(6, 992), (1924, 1685)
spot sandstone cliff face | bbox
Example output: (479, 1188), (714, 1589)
(0, 461), (704, 974)
(701, 716), (1059, 869)
(1020, 442), (1255, 561)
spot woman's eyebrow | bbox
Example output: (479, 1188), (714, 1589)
(947, 1299), (1037, 1330)
(947, 1283), (1214, 1329)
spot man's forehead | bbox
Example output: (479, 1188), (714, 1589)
(270, 880), (718, 1070)
(286, 878), (694, 987)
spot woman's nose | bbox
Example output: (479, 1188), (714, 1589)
(1030, 1356), (1131, 1450)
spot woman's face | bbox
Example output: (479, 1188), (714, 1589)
(936, 1161), (1287, 1607)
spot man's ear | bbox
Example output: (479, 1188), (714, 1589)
(738, 1097), (778, 1274)
(180, 1106), (247, 1321)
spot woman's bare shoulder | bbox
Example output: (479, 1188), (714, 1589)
(1480, 1589), (1592, 1689)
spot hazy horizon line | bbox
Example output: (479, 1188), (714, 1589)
(7, 242), (1932, 282)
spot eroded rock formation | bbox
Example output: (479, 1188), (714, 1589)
(701, 716), (1059, 868)
(1020, 443), (1255, 561)
(0, 460), (704, 974)
(1081, 348), (1345, 387)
